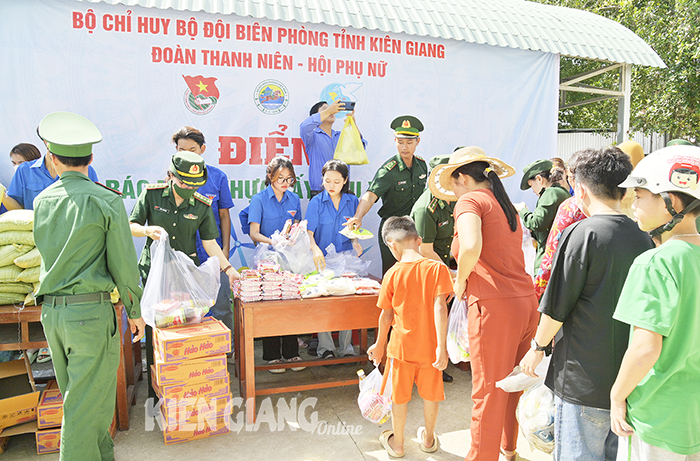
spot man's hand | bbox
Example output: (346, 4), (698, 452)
(227, 267), (240, 287)
(520, 349), (544, 378)
(433, 346), (448, 371)
(128, 317), (146, 343)
(145, 226), (166, 240)
(367, 343), (384, 367)
(610, 399), (634, 437)
(328, 99), (343, 114)
(312, 246), (326, 271)
(344, 217), (362, 231)
(514, 202), (527, 213)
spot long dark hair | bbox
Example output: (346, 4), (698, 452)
(452, 161), (518, 232)
(321, 159), (353, 195)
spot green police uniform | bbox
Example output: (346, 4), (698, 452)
(368, 153), (428, 273)
(411, 189), (455, 265)
(519, 183), (570, 271)
(33, 112), (143, 461)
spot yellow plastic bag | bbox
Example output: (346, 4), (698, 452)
(334, 116), (368, 165)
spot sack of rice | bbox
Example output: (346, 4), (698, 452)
(0, 265), (23, 283)
(14, 247), (41, 268)
(0, 231), (34, 246)
(24, 291), (36, 306)
(16, 266), (40, 283)
(0, 210), (34, 232)
(0, 292), (26, 304)
(0, 244), (33, 267)
(0, 282), (33, 294)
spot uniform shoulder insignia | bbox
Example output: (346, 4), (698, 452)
(415, 155), (425, 162)
(428, 197), (439, 213)
(146, 183), (169, 190)
(96, 182), (122, 196)
(194, 192), (213, 206)
(385, 160), (398, 171)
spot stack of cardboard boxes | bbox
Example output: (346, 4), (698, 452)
(35, 379), (63, 454)
(151, 317), (232, 445)
(0, 358), (40, 454)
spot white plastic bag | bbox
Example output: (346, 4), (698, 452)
(358, 364), (393, 424)
(447, 299), (470, 364)
(517, 382), (555, 454)
(141, 232), (220, 328)
(496, 355), (551, 393)
(323, 243), (370, 276)
(253, 221), (316, 275)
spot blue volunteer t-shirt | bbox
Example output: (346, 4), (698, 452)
(8, 155), (99, 210)
(248, 186), (302, 238)
(196, 164), (234, 263)
(305, 190), (358, 254)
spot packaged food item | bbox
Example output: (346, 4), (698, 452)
(357, 366), (392, 425)
(446, 300), (470, 363)
(517, 382), (555, 454)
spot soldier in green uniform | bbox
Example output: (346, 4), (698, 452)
(33, 112), (146, 461)
(129, 151), (240, 398)
(347, 115), (428, 274)
(515, 158), (571, 272)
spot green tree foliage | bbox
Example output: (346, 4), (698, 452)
(534, 0), (699, 140)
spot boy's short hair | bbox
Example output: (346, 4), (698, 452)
(570, 147), (632, 201)
(382, 216), (419, 245)
(309, 101), (326, 116)
(172, 126), (205, 147)
(669, 191), (700, 216)
(51, 153), (92, 167)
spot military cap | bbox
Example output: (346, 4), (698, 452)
(429, 154), (452, 170)
(667, 139), (694, 147)
(170, 151), (208, 187)
(38, 112), (102, 158)
(391, 115), (424, 138)
(520, 159), (553, 190)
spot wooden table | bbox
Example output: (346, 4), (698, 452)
(0, 302), (142, 430)
(234, 294), (379, 423)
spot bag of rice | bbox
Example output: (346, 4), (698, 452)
(0, 282), (33, 294)
(0, 231), (34, 246)
(24, 291), (36, 306)
(0, 292), (26, 304)
(0, 210), (34, 232)
(0, 244), (33, 267)
(0, 265), (23, 283)
(16, 266), (40, 283)
(14, 247), (41, 268)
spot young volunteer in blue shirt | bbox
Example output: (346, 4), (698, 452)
(306, 159), (362, 359)
(299, 99), (366, 197)
(171, 127), (235, 338)
(248, 156), (305, 372)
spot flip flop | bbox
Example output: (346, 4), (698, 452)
(417, 426), (439, 453)
(36, 348), (51, 364)
(379, 430), (404, 458)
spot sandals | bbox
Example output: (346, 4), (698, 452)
(36, 348), (51, 364)
(379, 430), (404, 458)
(500, 448), (517, 461)
(288, 356), (306, 372)
(417, 426), (439, 453)
(267, 359), (286, 374)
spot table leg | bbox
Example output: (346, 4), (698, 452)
(244, 306), (256, 424)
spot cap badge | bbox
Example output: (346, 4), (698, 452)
(402, 120), (411, 129)
(189, 164), (200, 174)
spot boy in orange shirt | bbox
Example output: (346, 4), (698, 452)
(368, 216), (453, 458)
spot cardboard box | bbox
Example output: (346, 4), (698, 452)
(45, 380), (59, 391)
(153, 352), (227, 386)
(36, 426), (61, 454)
(37, 389), (63, 429)
(0, 359), (39, 430)
(151, 366), (230, 407)
(154, 318), (231, 363)
(159, 410), (229, 445)
(160, 394), (232, 431)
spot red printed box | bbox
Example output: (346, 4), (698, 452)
(160, 394), (231, 431)
(153, 352), (227, 386)
(36, 426), (61, 454)
(151, 367), (230, 408)
(154, 318), (231, 363)
(37, 389), (63, 429)
(160, 411), (229, 445)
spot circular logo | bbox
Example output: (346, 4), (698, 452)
(254, 79), (289, 115)
(184, 89), (217, 115)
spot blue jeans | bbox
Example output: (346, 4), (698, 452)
(554, 395), (618, 461)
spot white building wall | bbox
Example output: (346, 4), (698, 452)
(557, 132), (666, 162)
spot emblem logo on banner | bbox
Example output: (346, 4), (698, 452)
(182, 75), (220, 115)
(254, 79), (289, 115)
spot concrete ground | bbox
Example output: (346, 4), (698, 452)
(2, 339), (553, 461)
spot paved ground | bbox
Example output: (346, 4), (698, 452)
(2, 339), (553, 461)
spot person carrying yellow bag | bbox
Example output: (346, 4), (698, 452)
(335, 114), (369, 166)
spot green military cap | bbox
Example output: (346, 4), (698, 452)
(38, 112), (102, 158)
(391, 115), (424, 138)
(429, 154), (452, 170)
(170, 151), (207, 187)
(667, 139), (694, 147)
(520, 159), (553, 190)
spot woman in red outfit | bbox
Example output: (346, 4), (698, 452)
(429, 147), (539, 461)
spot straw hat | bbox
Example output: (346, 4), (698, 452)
(428, 146), (515, 201)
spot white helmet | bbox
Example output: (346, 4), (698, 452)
(619, 145), (700, 236)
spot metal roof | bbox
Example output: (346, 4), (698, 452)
(80, 0), (666, 67)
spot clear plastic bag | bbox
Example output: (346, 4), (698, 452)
(517, 382), (555, 454)
(141, 232), (221, 329)
(323, 243), (371, 276)
(334, 116), (368, 165)
(447, 299), (470, 364)
(358, 364), (393, 424)
(496, 355), (551, 393)
(253, 221), (316, 275)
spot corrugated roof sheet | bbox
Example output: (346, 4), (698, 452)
(78, 0), (666, 67)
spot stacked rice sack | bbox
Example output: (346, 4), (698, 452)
(0, 210), (40, 306)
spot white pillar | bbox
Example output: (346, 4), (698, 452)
(616, 63), (632, 144)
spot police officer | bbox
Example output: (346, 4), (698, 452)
(347, 116), (428, 274)
(129, 151), (240, 397)
(33, 112), (146, 461)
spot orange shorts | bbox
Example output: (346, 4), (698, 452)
(389, 358), (444, 405)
